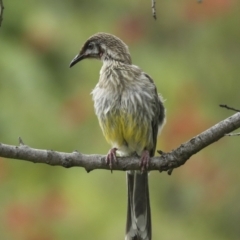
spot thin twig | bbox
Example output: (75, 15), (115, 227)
(18, 137), (25, 146)
(225, 133), (240, 136)
(220, 104), (240, 112)
(0, 0), (4, 27)
(151, 0), (157, 20)
(0, 112), (239, 172)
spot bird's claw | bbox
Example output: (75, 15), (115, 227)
(140, 150), (150, 173)
(106, 148), (118, 172)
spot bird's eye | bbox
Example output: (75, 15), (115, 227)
(88, 42), (94, 50)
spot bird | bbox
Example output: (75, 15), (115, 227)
(69, 32), (166, 240)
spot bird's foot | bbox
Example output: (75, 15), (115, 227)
(140, 150), (150, 172)
(106, 148), (118, 172)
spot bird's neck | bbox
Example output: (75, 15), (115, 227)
(99, 60), (125, 90)
(101, 59), (123, 73)
(100, 50), (132, 65)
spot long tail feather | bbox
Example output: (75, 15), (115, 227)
(125, 171), (151, 240)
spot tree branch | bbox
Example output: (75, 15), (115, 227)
(0, 0), (4, 27)
(220, 104), (240, 112)
(150, 0), (203, 19)
(151, 0), (157, 20)
(225, 132), (240, 136)
(0, 112), (239, 173)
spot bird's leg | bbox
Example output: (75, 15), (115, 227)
(106, 147), (118, 172)
(140, 150), (150, 172)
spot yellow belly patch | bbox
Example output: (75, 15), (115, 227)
(98, 112), (152, 153)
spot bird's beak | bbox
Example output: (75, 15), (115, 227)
(69, 53), (86, 68)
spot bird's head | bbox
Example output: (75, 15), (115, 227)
(69, 32), (132, 68)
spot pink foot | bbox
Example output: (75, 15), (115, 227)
(106, 148), (118, 172)
(140, 150), (150, 172)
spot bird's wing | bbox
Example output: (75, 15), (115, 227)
(143, 73), (165, 157)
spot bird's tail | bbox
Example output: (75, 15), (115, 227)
(125, 171), (151, 240)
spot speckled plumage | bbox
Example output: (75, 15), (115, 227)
(92, 59), (165, 157)
(70, 32), (166, 240)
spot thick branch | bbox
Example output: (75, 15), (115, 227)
(0, 112), (239, 172)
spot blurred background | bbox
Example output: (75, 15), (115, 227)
(0, 0), (240, 239)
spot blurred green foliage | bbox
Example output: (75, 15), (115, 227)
(0, 0), (240, 239)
